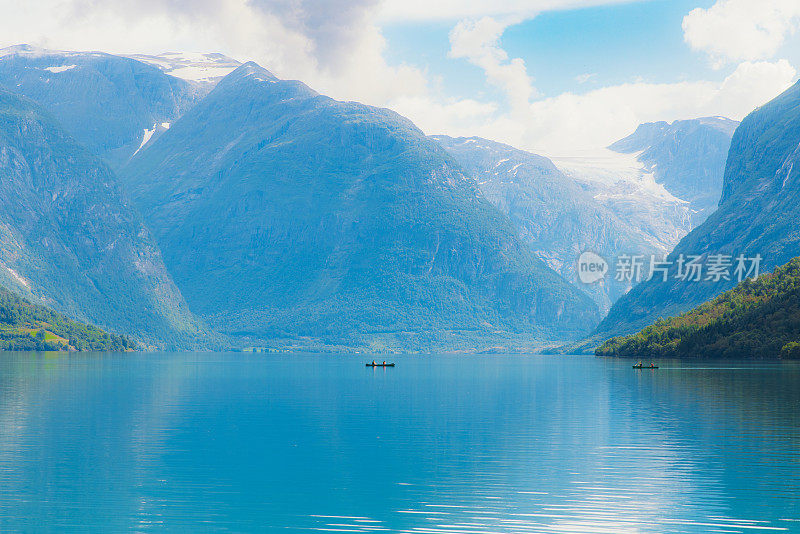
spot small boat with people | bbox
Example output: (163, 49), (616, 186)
(632, 361), (658, 369)
(366, 360), (395, 367)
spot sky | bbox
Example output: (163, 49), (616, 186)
(1, 0), (798, 153)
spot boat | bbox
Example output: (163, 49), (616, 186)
(366, 362), (395, 367)
(632, 365), (659, 369)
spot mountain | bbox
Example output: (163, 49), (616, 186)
(0, 285), (135, 351)
(432, 135), (662, 312)
(433, 122), (734, 313)
(593, 80), (800, 346)
(0, 88), (205, 347)
(609, 117), (738, 225)
(120, 62), (600, 351)
(0, 44), (200, 168)
(596, 257), (800, 359)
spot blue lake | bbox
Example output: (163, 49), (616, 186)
(0, 352), (799, 532)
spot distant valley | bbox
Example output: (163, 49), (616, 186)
(434, 117), (735, 312)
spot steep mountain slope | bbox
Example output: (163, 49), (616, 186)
(0, 44), (199, 168)
(609, 117), (738, 225)
(594, 80), (800, 344)
(121, 62), (600, 350)
(0, 285), (135, 351)
(0, 88), (205, 347)
(597, 257), (800, 359)
(432, 135), (661, 312)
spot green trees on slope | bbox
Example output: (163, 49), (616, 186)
(596, 257), (800, 359)
(0, 286), (135, 351)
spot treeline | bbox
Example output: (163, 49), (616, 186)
(0, 286), (135, 351)
(596, 257), (800, 359)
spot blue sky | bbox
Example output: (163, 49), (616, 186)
(374, 0), (800, 151)
(381, 0), (799, 111)
(383, 0), (717, 100)
(1, 0), (799, 152)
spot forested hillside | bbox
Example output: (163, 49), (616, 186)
(597, 257), (800, 359)
(0, 286), (135, 351)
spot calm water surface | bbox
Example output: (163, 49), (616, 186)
(0, 352), (798, 532)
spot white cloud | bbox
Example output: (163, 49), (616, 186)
(449, 16), (537, 110)
(398, 60), (797, 154)
(529, 59), (798, 154)
(377, 0), (636, 22)
(405, 10), (799, 153)
(683, 0), (800, 65)
(0, 0), (429, 109)
(388, 95), (499, 134)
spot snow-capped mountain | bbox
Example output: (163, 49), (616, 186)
(434, 136), (672, 312)
(608, 117), (738, 225)
(0, 44), (199, 168)
(125, 51), (241, 89)
(435, 118), (736, 313)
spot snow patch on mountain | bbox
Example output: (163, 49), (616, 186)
(549, 148), (694, 253)
(44, 65), (77, 73)
(133, 126), (156, 157)
(125, 52), (240, 85)
(551, 148), (686, 204)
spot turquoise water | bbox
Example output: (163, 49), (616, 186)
(0, 353), (799, 533)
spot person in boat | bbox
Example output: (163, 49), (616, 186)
(372, 360), (376, 365)
(636, 361), (642, 367)
(650, 363), (655, 368)
(382, 361), (386, 365)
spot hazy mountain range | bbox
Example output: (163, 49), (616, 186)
(0, 43), (781, 353)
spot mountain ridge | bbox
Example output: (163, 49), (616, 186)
(0, 44), (201, 168)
